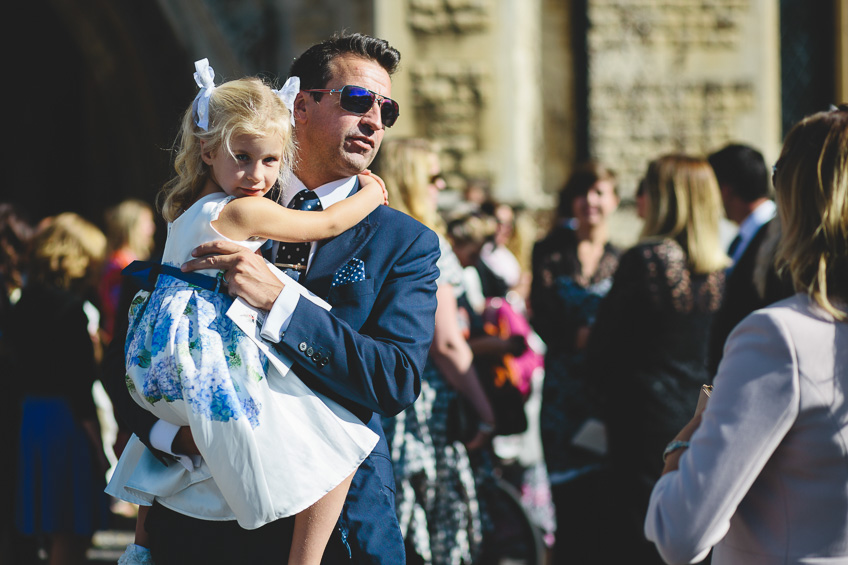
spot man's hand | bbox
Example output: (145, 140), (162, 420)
(182, 240), (284, 311)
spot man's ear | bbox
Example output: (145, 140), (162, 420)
(200, 140), (214, 165)
(292, 92), (309, 125)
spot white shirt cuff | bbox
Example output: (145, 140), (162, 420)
(150, 419), (201, 471)
(260, 283), (300, 343)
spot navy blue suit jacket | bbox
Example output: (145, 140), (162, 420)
(275, 201), (439, 563)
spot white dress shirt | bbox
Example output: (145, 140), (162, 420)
(729, 200), (776, 265)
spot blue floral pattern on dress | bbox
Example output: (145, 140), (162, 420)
(125, 275), (264, 428)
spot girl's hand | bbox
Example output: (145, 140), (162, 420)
(358, 169), (389, 206)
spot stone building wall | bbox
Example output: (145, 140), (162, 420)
(377, 0), (548, 213)
(585, 0), (781, 244)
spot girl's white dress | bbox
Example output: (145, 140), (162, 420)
(106, 193), (377, 529)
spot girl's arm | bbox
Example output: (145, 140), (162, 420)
(213, 172), (387, 243)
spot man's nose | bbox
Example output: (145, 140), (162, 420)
(360, 100), (383, 130)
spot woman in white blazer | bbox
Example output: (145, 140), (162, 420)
(644, 105), (848, 565)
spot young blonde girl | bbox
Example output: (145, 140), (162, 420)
(108, 60), (385, 565)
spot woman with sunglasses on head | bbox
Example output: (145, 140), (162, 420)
(645, 107), (848, 564)
(586, 154), (728, 564)
(374, 138), (495, 565)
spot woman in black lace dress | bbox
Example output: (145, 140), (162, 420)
(587, 155), (728, 563)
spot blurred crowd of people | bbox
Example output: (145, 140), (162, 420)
(1, 201), (156, 565)
(2, 104), (847, 565)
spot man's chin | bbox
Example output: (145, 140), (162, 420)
(342, 151), (375, 174)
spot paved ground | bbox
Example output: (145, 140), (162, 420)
(5, 514), (136, 564)
(86, 528), (136, 563)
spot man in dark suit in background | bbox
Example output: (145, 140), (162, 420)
(107, 33), (439, 564)
(706, 143), (793, 375)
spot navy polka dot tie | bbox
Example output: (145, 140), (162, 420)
(275, 189), (322, 278)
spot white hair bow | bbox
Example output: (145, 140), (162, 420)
(192, 58), (216, 131)
(273, 76), (300, 127)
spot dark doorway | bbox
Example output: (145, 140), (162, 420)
(3, 0), (191, 242)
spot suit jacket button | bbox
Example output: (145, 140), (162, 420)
(312, 352), (321, 362)
(299, 342), (307, 352)
(318, 358), (328, 368)
(306, 347), (314, 356)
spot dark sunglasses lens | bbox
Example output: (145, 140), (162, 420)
(341, 85), (399, 127)
(340, 86), (375, 113)
(380, 100), (399, 128)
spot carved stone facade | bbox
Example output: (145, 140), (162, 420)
(406, 0), (490, 34)
(577, 0), (779, 244)
(586, 0), (780, 217)
(376, 0), (785, 245)
(378, 0), (547, 211)
(11, 0), (842, 247)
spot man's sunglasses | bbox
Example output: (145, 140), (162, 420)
(303, 85), (399, 128)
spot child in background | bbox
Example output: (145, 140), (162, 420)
(109, 59), (385, 565)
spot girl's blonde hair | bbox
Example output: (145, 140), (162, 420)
(104, 199), (154, 259)
(774, 106), (848, 320)
(640, 154), (729, 274)
(160, 77), (296, 222)
(30, 212), (106, 292)
(373, 138), (445, 235)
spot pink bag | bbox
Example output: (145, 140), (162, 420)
(481, 297), (544, 399)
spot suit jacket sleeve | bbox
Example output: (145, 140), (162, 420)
(277, 222), (440, 418)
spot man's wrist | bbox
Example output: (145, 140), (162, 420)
(260, 284), (300, 343)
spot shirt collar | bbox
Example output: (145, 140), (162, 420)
(282, 172), (357, 210)
(737, 200), (776, 242)
(731, 200), (776, 262)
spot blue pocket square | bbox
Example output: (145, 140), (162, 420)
(332, 258), (365, 287)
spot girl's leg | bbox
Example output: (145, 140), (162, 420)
(116, 505), (154, 564)
(135, 505), (151, 548)
(287, 471), (355, 565)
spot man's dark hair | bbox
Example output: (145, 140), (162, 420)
(289, 32), (401, 94)
(708, 143), (771, 203)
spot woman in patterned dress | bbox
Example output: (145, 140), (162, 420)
(376, 138), (496, 564)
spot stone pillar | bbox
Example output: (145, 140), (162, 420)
(375, 0), (547, 209)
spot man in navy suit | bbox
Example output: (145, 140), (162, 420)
(110, 33), (439, 564)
